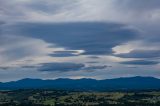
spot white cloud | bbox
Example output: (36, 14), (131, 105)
(1, 0), (160, 27)
(0, 35), (55, 67)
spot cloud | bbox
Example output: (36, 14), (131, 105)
(116, 0), (160, 10)
(84, 65), (111, 70)
(115, 50), (160, 58)
(0, 0), (160, 81)
(86, 61), (99, 64)
(39, 62), (85, 72)
(1, 0), (160, 24)
(120, 60), (159, 65)
(0, 35), (54, 66)
(49, 51), (78, 57)
(8, 22), (138, 55)
(0, 0), (109, 22)
(88, 56), (100, 59)
(0, 67), (10, 70)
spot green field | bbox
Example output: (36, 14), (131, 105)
(1, 89), (160, 106)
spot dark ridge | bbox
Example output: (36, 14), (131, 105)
(0, 76), (160, 91)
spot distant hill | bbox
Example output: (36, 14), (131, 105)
(1, 76), (160, 91)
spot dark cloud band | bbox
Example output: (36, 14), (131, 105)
(9, 22), (138, 55)
(120, 60), (159, 65)
(39, 62), (85, 72)
(115, 50), (160, 59)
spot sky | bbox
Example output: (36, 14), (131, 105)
(0, 0), (160, 82)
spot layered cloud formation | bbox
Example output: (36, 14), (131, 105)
(0, 0), (160, 82)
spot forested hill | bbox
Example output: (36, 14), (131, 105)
(1, 76), (160, 91)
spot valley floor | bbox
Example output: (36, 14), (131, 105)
(0, 89), (160, 106)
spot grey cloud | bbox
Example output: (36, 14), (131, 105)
(21, 66), (37, 69)
(39, 62), (85, 72)
(38, 63), (111, 72)
(116, 0), (160, 10)
(0, 36), (31, 63)
(127, 66), (138, 68)
(0, 0), (107, 22)
(84, 65), (110, 70)
(0, 67), (10, 70)
(1, 0), (160, 24)
(8, 22), (138, 55)
(86, 61), (99, 64)
(26, 0), (79, 13)
(49, 51), (78, 57)
(88, 56), (100, 59)
(120, 60), (159, 65)
(113, 0), (160, 42)
(0, 21), (6, 34)
(0, 21), (5, 25)
(115, 50), (160, 59)
(0, 35), (52, 65)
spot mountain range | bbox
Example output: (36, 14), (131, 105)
(1, 76), (160, 91)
